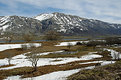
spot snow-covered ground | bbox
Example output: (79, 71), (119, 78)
(80, 61), (115, 65)
(0, 43), (41, 52)
(37, 51), (64, 56)
(55, 41), (88, 46)
(106, 49), (121, 60)
(3, 60), (116, 80)
(0, 51), (102, 70)
(4, 66), (95, 80)
(0, 45), (119, 80)
(55, 40), (105, 46)
(0, 49), (115, 70)
(5, 69), (80, 80)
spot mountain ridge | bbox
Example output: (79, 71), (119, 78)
(0, 12), (121, 36)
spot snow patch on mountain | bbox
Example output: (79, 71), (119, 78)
(34, 13), (53, 21)
(0, 16), (10, 31)
(0, 25), (9, 31)
(52, 13), (83, 26)
(0, 12), (121, 36)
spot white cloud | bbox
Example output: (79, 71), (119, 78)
(0, 0), (121, 23)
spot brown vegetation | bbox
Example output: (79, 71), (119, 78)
(0, 64), (15, 68)
(43, 30), (62, 41)
(67, 60), (121, 80)
(0, 59), (99, 80)
(0, 48), (31, 59)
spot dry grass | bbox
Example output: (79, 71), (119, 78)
(112, 47), (121, 53)
(0, 59), (99, 80)
(0, 64), (15, 68)
(96, 50), (112, 60)
(0, 41), (42, 44)
(67, 60), (121, 80)
(50, 59), (63, 62)
(0, 40), (99, 59)
(0, 42), (99, 59)
(38, 51), (89, 58)
(0, 41), (58, 59)
(0, 48), (32, 59)
(24, 63), (97, 78)
(0, 41), (108, 80)
(37, 46), (98, 58)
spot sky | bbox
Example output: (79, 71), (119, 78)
(0, 0), (121, 24)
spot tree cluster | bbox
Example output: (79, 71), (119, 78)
(44, 30), (62, 41)
(105, 37), (121, 45)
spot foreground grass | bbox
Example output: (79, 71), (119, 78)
(96, 50), (112, 60)
(0, 64), (15, 68)
(111, 47), (121, 53)
(67, 60), (121, 80)
(0, 59), (99, 80)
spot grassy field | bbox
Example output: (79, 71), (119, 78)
(0, 59), (99, 79)
(67, 60), (121, 80)
(0, 41), (99, 59)
(0, 40), (119, 80)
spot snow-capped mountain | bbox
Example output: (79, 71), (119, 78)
(0, 12), (121, 36)
(0, 15), (42, 35)
(34, 12), (121, 36)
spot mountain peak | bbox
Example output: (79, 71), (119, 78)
(34, 13), (54, 21)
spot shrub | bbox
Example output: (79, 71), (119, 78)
(67, 43), (73, 50)
(21, 44), (28, 50)
(105, 37), (121, 45)
(29, 43), (36, 49)
(85, 41), (105, 47)
(76, 42), (82, 45)
(44, 30), (62, 41)
(4, 52), (14, 65)
(23, 32), (35, 42)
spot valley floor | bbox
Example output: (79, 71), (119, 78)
(0, 40), (120, 80)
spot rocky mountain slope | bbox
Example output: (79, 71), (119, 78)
(0, 16), (42, 35)
(35, 12), (121, 36)
(0, 12), (121, 36)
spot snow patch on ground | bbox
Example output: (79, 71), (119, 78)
(0, 52), (102, 70)
(55, 41), (89, 46)
(80, 61), (116, 65)
(37, 51), (64, 56)
(0, 43), (41, 52)
(106, 49), (121, 59)
(2, 49), (118, 80)
(4, 66), (95, 80)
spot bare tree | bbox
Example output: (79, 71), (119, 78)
(114, 52), (120, 60)
(27, 50), (39, 71)
(4, 52), (13, 65)
(21, 44), (28, 50)
(67, 43), (73, 50)
(95, 63), (101, 67)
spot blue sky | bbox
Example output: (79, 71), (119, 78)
(0, 0), (121, 24)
